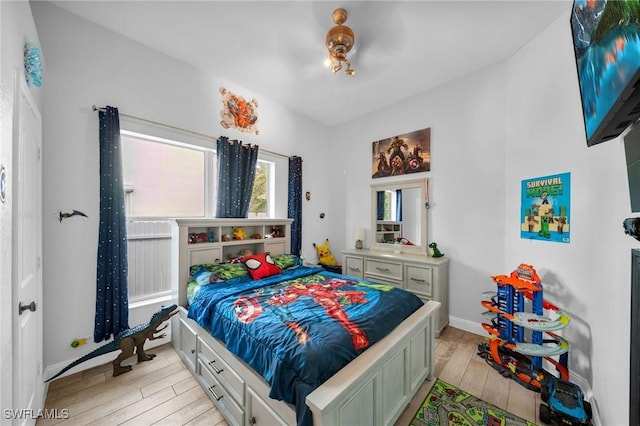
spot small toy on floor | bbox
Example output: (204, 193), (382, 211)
(539, 377), (592, 426)
(70, 338), (87, 348)
(47, 305), (178, 381)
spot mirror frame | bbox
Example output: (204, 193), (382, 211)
(370, 178), (428, 254)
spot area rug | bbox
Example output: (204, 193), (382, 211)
(410, 378), (536, 426)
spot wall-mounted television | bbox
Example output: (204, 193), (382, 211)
(571, 0), (640, 147)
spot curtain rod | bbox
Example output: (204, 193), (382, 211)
(92, 105), (293, 159)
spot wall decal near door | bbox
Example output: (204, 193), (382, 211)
(58, 209), (88, 222)
(0, 165), (6, 203)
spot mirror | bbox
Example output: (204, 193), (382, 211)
(370, 178), (428, 254)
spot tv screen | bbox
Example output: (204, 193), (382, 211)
(571, 0), (640, 146)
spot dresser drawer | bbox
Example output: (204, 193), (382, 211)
(198, 337), (245, 405)
(365, 259), (403, 281)
(198, 359), (244, 426)
(364, 274), (402, 289)
(344, 256), (364, 278)
(405, 265), (432, 297)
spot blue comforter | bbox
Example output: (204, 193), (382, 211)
(188, 266), (424, 426)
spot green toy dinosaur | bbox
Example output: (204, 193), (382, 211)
(428, 242), (444, 258)
(46, 304), (178, 382)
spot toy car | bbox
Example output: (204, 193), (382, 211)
(539, 377), (592, 425)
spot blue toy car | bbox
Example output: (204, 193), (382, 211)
(539, 377), (592, 425)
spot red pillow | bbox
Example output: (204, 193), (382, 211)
(241, 252), (282, 280)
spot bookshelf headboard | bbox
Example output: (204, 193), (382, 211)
(170, 218), (293, 306)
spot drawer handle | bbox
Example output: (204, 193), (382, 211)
(191, 349), (196, 354)
(349, 267), (361, 272)
(250, 416), (257, 425)
(209, 360), (224, 374)
(376, 267), (390, 272)
(208, 385), (223, 401)
(410, 278), (426, 283)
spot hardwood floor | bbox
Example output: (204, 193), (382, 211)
(39, 327), (541, 425)
(37, 344), (224, 426)
(395, 326), (542, 425)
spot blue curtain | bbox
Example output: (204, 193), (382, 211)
(396, 189), (403, 221)
(288, 156), (302, 255)
(95, 106), (129, 343)
(377, 191), (384, 220)
(216, 137), (259, 218)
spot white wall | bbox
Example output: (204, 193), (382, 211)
(0, 0), (44, 420)
(30, 1), (639, 423)
(334, 61), (508, 329)
(505, 12), (635, 424)
(31, 1), (332, 372)
(336, 7), (634, 425)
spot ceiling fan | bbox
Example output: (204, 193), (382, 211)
(325, 8), (355, 75)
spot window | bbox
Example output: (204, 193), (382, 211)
(381, 190), (397, 221)
(121, 131), (273, 219)
(121, 130), (276, 304)
(122, 132), (212, 217)
(249, 161), (273, 218)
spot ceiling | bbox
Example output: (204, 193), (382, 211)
(47, 1), (572, 127)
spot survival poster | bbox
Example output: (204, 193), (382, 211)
(521, 172), (571, 243)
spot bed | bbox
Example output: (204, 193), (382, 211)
(170, 218), (440, 426)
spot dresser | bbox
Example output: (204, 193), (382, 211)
(342, 249), (449, 336)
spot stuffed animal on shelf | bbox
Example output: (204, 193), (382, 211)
(233, 227), (247, 240)
(313, 239), (338, 266)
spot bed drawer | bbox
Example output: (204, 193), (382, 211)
(405, 265), (432, 297)
(198, 359), (244, 426)
(198, 337), (245, 405)
(248, 387), (288, 426)
(365, 259), (403, 281)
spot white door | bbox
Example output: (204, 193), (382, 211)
(12, 76), (43, 425)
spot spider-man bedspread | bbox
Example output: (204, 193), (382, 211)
(188, 265), (424, 426)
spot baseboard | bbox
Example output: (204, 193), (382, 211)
(43, 332), (171, 383)
(448, 315), (601, 426)
(448, 316), (485, 336)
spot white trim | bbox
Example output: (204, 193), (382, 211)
(448, 315), (485, 336)
(128, 292), (172, 309)
(43, 333), (170, 383)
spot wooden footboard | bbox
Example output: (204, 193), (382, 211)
(306, 301), (439, 425)
(172, 301), (439, 426)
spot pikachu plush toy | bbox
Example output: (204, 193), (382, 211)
(313, 239), (338, 266)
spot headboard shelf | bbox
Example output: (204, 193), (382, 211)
(170, 218), (293, 307)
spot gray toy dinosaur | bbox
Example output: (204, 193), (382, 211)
(46, 304), (178, 382)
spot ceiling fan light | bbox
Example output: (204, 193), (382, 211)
(325, 8), (355, 77)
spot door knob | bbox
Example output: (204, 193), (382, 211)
(18, 301), (36, 315)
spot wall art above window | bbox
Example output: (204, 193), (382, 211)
(372, 127), (430, 178)
(219, 87), (259, 135)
